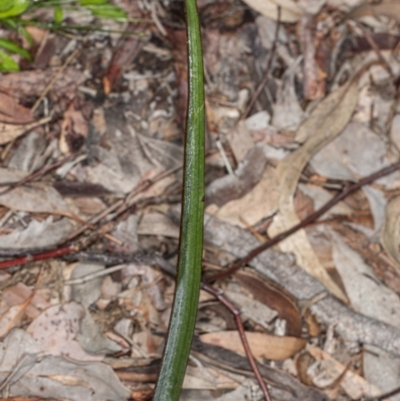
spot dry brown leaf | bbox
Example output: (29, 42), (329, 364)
(0, 117), (51, 146)
(206, 165), (280, 227)
(183, 365), (241, 390)
(200, 331), (306, 361)
(241, 0), (304, 22)
(236, 270), (302, 337)
(2, 283), (50, 319)
(268, 79), (359, 302)
(381, 195), (400, 267)
(137, 212), (179, 238)
(0, 93), (34, 124)
(349, 0), (400, 23)
(227, 120), (254, 162)
(0, 293), (33, 339)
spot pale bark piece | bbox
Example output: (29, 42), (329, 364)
(241, 0), (304, 22)
(381, 195), (400, 267)
(0, 116), (50, 146)
(268, 80), (359, 302)
(203, 215), (400, 356)
(200, 331), (306, 361)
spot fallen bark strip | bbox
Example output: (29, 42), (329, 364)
(204, 215), (400, 356)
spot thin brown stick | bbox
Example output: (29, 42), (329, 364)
(31, 49), (80, 113)
(354, 22), (393, 78)
(65, 164), (182, 242)
(201, 282), (272, 401)
(241, 7), (281, 119)
(0, 244), (76, 269)
(206, 160), (400, 283)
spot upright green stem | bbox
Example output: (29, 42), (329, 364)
(153, 0), (205, 400)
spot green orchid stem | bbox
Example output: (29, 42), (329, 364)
(153, 0), (205, 400)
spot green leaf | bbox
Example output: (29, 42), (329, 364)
(152, 0), (205, 400)
(0, 0), (29, 18)
(85, 4), (127, 20)
(79, 0), (108, 5)
(0, 0), (14, 12)
(0, 38), (31, 60)
(54, 6), (63, 23)
(0, 50), (19, 71)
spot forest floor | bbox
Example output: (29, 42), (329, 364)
(1, 0), (400, 400)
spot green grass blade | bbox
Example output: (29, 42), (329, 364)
(0, 38), (31, 60)
(152, 0), (205, 400)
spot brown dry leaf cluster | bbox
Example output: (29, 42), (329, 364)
(1, 0), (400, 400)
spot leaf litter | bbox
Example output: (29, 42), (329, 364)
(1, 0), (400, 400)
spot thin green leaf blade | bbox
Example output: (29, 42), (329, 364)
(85, 4), (127, 20)
(0, 50), (19, 71)
(153, 0), (205, 400)
(0, 38), (31, 60)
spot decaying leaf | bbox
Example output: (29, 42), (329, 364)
(236, 270), (302, 337)
(268, 79), (360, 302)
(0, 217), (75, 249)
(0, 92), (34, 124)
(206, 165), (280, 227)
(272, 57), (305, 131)
(241, 0), (304, 22)
(348, 0), (400, 23)
(307, 346), (384, 399)
(0, 183), (77, 216)
(381, 195), (400, 267)
(0, 116), (51, 146)
(331, 231), (400, 396)
(0, 329), (130, 401)
(0, 67), (86, 100)
(200, 330), (306, 360)
(0, 294), (33, 339)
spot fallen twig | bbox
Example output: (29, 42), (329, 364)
(206, 160), (400, 282)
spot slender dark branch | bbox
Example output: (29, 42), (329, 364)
(206, 160), (400, 282)
(241, 6), (281, 119)
(201, 282), (272, 401)
(0, 244), (76, 269)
